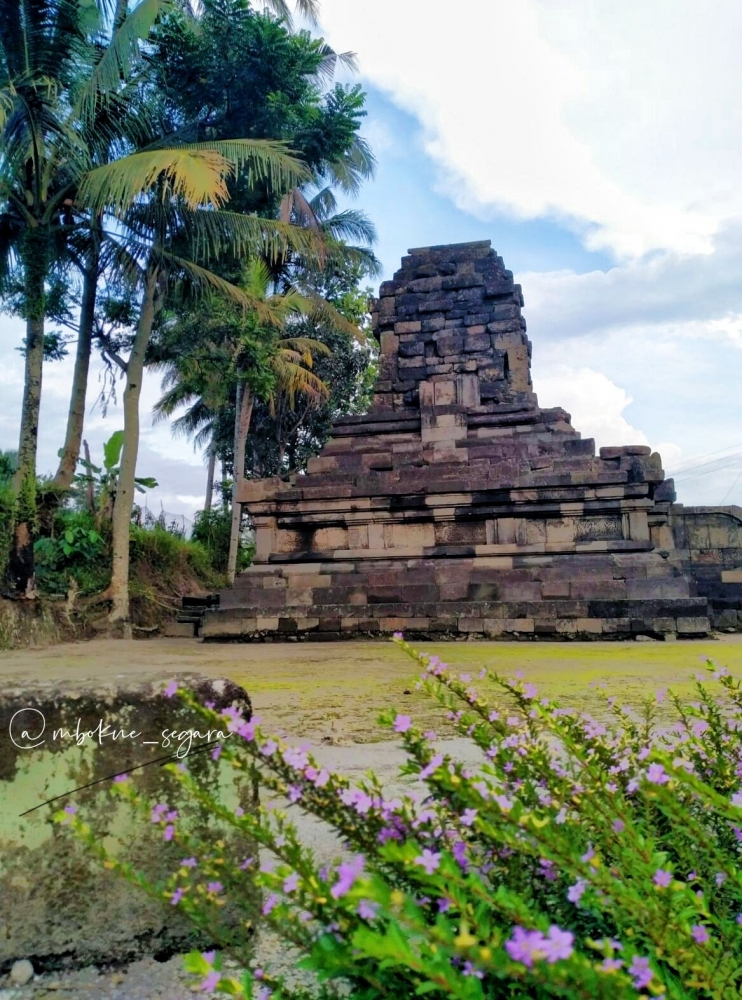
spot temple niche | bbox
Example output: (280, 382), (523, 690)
(203, 240), (713, 641)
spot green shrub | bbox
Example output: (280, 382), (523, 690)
(191, 507), (254, 574)
(34, 510), (108, 595)
(62, 640), (742, 999)
(130, 523), (218, 589)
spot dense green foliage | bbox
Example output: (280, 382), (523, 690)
(0, 0), (376, 605)
(60, 641), (742, 999)
(191, 506), (254, 574)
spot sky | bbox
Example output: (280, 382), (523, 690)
(2, 0), (741, 522)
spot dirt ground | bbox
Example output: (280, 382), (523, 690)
(2, 634), (741, 742)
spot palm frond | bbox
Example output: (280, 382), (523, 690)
(262, 0), (319, 27)
(183, 208), (327, 265)
(79, 146), (234, 212)
(161, 251), (284, 326)
(80, 139), (310, 214)
(323, 135), (377, 195)
(321, 208), (377, 247)
(76, 0), (170, 119)
(271, 356), (329, 405)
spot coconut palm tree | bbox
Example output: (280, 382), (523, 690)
(149, 257), (347, 580)
(0, 0), (172, 593)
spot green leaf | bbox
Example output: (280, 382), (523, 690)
(103, 431), (125, 472)
(64, 530), (75, 544)
(135, 477), (158, 489)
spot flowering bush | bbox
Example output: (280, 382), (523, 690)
(60, 638), (742, 999)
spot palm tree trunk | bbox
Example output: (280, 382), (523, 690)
(227, 381), (253, 585)
(204, 446), (216, 510)
(109, 267), (159, 633)
(83, 440), (96, 514)
(221, 461), (229, 510)
(51, 248), (99, 491)
(8, 252), (46, 597)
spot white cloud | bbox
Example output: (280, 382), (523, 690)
(320, 0), (742, 258)
(534, 366), (650, 447)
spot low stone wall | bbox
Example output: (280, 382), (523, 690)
(0, 671), (257, 973)
(667, 506), (742, 631)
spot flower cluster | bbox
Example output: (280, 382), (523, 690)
(57, 643), (742, 1000)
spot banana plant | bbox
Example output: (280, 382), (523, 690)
(68, 431), (157, 521)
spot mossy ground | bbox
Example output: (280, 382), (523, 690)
(2, 636), (741, 743)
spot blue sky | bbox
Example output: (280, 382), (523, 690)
(355, 88), (614, 280)
(1, 0), (741, 520)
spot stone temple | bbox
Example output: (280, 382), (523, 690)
(202, 240), (742, 641)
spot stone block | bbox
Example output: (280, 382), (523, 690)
(676, 617), (710, 634)
(574, 618), (603, 634)
(162, 621), (195, 638)
(503, 618), (535, 632)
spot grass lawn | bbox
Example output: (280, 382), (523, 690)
(3, 635), (741, 743)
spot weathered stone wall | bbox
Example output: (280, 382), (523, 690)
(209, 240), (712, 641)
(0, 672), (257, 972)
(665, 505), (742, 630)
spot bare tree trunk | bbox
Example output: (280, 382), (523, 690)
(221, 461), (229, 510)
(227, 382), (253, 585)
(83, 440), (95, 515)
(204, 446), (216, 510)
(108, 267), (159, 634)
(52, 249), (98, 491)
(8, 250), (46, 597)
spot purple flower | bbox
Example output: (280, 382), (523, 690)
(170, 888), (183, 906)
(282, 746), (309, 769)
(202, 950), (216, 963)
(542, 926), (574, 963)
(150, 803), (168, 823)
(420, 754), (444, 780)
(331, 855), (365, 899)
(283, 873), (299, 894)
(567, 879), (587, 904)
(452, 840), (469, 871)
(200, 971), (220, 991)
(358, 900), (379, 920)
(262, 893), (279, 915)
(181, 857), (197, 868)
(261, 740), (278, 757)
(288, 784), (302, 804)
(612, 819), (625, 833)
(716, 871), (727, 886)
(691, 924), (709, 944)
(505, 926), (571, 968)
(394, 714), (412, 733)
(646, 763), (669, 785)
(522, 684), (538, 700)
(257, 987), (271, 1000)
(505, 927), (544, 968)
(392, 631), (403, 640)
(628, 956), (653, 989)
(163, 824), (175, 842)
(601, 958), (623, 972)
(460, 809), (477, 827)
(207, 881), (223, 894)
(462, 961), (484, 979)
(164, 681), (179, 699)
(64, 804), (78, 816)
(211, 745), (222, 761)
(415, 849), (441, 875)
(653, 869), (672, 888)
(113, 773), (128, 783)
